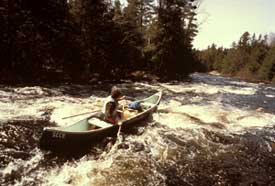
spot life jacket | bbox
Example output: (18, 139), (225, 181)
(102, 96), (119, 123)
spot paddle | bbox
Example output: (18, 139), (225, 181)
(116, 121), (123, 143)
(116, 104), (124, 142)
(62, 110), (100, 119)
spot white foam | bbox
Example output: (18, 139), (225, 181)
(160, 83), (256, 95)
(1, 77), (275, 186)
(1, 148), (43, 180)
(0, 83), (273, 132)
(155, 100), (275, 132)
(44, 154), (117, 186)
(50, 97), (103, 126)
(0, 91), (104, 126)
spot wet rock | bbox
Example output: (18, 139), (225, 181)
(136, 127), (145, 135)
(132, 142), (145, 152)
(256, 107), (265, 112)
(118, 142), (130, 150)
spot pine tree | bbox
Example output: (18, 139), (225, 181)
(4, 0), (71, 82)
(123, 0), (154, 58)
(0, 0), (9, 81)
(246, 34), (268, 78)
(124, 0), (154, 34)
(71, 0), (116, 79)
(183, 0), (198, 48)
(150, 0), (198, 79)
(113, 0), (123, 22)
(238, 32), (251, 51)
(258, 46), (275, 82)
(233, 32), (251, 75)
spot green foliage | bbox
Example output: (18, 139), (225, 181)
(221, 49), (242, 75)
(148, 0), (199, 80)
(0, 0), (9, 77)
(257, 46), (275, 82)
(1, 0), (72, 83)
(199, 32), (275, 83)
(1, 0), (201, 83)
(124, 0), (154, 33)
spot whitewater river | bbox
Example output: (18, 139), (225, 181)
(0, 73), (275, 186)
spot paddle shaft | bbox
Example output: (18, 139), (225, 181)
(62, 110), (100, 119)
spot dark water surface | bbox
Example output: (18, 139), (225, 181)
(0, 73), (275, 186)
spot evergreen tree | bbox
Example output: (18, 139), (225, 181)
(198, 32), (275, 84)
(232, 31), (251, 75)
(183, 0), (199, 48)
(198, 44), (217, 70)
(212, 47), (226, 72)
(124, 0), (154, 34)
(258, 46), (275, 82)
(238, 31), (251, 51)
(112, 0), (145, 72)
(4, 0), (71, 82)
(0, 0), (9, 81)
(150, 0), (198, 79)
(123, 0), (154, 58)
(113, 0), (123, 21)
(1, 0), (201, 83)
(245, 35), (268, 78)
(72, 0), (117, 79)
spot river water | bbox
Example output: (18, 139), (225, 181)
(0, 73), (275, 186)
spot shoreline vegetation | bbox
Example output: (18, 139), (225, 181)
(199, 32), (275, 85)
(208, 71), (272, 86)
(1, 1), (274, 85)
(0, 0), (203, 85)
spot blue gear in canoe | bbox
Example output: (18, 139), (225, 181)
(128, 101), (142, 111)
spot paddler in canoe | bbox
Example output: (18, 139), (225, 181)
(101, 86), (141, 125)
(102, 86), (125, 125)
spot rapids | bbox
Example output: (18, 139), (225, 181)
(0, 73), (275, 186)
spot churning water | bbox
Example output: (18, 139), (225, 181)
(0, 73), (275, 186)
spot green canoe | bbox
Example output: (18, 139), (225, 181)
(39, 91), (162, 152)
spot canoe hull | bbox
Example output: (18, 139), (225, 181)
(40, 124), (118, 152)
(39, 92), (161, 153)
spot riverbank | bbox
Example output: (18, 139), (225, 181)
(208, 71), (275, 86)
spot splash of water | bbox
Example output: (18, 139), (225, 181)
(0, 74), (275, 186)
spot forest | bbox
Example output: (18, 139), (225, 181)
(0, 0), (202, 84)
(198, 32), (275, 84)
(2, 0), (275, 85)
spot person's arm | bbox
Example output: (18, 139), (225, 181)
(117, 95), (126, 101)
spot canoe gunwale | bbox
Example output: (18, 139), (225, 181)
(43, 91), (162, 135)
